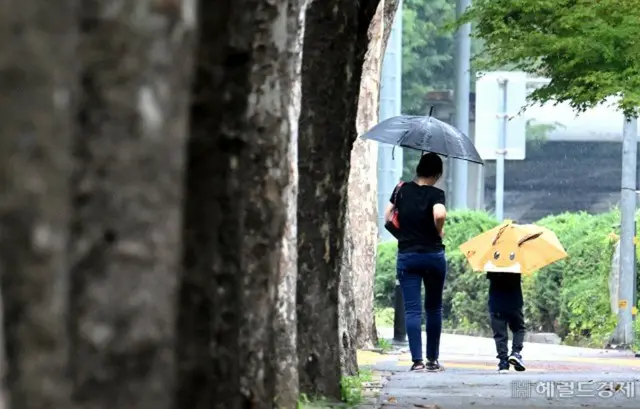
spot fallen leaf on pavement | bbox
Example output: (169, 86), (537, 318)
(387, 396), (397, 403)
(413, 405), (440, 408)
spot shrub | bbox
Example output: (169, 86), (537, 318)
(537, 211), (619, 341)
(374, 307), (394, 328)
(374, 207), (640, 346)
(374, 240), (398, 308)
(634, 319), (640, 352)
(521, 211), (614, 338)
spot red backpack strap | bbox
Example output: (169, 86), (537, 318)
(392, 181), (404, 204)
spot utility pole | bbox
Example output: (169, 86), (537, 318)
(635, 144), (638, 326)
(634, 231), (638, 323)
(377, 0), (403, 241)
(495, 78), (508, 221)
(618, 116), (637, 346)
(452, 0), (471, 209)
(378, 0), (407, 343)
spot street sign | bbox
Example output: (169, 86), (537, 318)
(475, 71), (528, 160)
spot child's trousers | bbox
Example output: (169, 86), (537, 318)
(490, 309), (525, 359)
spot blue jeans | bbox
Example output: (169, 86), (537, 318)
(397, 251), (447, 362)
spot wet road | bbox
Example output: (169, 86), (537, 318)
(357, 330), (640, 408)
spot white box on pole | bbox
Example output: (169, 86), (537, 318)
(475, 71), (528, 160)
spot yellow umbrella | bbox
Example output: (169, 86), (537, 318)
(458, 220), (567, 275)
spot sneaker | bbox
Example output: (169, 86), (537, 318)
(426, 360), (443, 372)
(498, 360), (509, 373)
(410, 361), (426, 372)
(508, 353), (526, 371)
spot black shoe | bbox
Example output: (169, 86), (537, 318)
(426, 360), (443, 372)
(410, 361), (426, 372)
(498, 360), (509, 373)
(508, 353), (525, 371)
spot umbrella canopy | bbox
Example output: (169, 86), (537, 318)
(459, 221), (567, 275)
(360, 115), (484, 164)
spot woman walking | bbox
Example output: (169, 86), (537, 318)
(385, 153), (447, 372)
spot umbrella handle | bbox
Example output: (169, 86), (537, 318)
(393, 131), (411, 159)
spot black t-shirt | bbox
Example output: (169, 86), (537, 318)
(486, 272), (523, 313)
(389, 181), (445, 253)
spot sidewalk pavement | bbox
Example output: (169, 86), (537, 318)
(356, 330), (640, 408)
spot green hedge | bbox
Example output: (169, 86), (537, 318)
(374, 209), (640, 346)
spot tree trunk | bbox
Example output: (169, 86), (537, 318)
(346, 0), (401, 351)
(297, 0), (381, 399)
(68, 2), (194, 408)
(0, 2), (77, 408)
(273, 1), (308, 408)
(344, 0), (383, 353)
(338, 246), (359, 377)
(175, 0), (304, 408)
(381, 0), (400, 47)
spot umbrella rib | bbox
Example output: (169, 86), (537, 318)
(444, 121), (451, 159)
(424, 118), (431, 151)
(397, 117), (413, 148)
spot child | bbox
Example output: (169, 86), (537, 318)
(487, 271), (526, 373)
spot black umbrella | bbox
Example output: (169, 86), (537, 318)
(360, 114), (484, 164)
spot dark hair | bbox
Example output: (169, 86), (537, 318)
(416, 152), (443, 179)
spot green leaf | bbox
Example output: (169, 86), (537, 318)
(452, 0), (640, 118)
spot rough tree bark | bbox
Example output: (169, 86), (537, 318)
(273, 0), (308, 407)
(175, 0), (304, 408)
(0, 2), (77, 408)
(68, 2), (195, 408)
(342, 0), (384, 355)
(297, 0), (382, 400)
(345, 0), (401, 351)
(381, 0), (400, 47)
